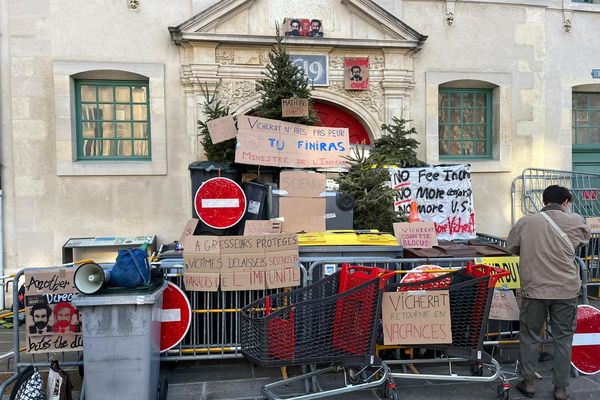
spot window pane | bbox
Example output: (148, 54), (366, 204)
(133, 141), (149, 157)
(450, 125), (461, 139)
(448, 142), (461, 155)
(590, 111), (600, 127)
(98, 104), (114, 121)
(101, 122), (114, 138)
(473, 93), (485, 108)
(574, 95), (587, 109)
(439, 141), (449, 155)
(462, 141), (473, 155)
(81, 85), (96, 102)
(590, 94), (600, 110)
(118, 141), (132, 156)
(132, 87), (147, 103)
(450, 93), (461, 107)
(116, 122), (132, 138)
(471, 109), (485, 123)
(98, 86), (113, 102)
(476, 142), (487, 155)
(450, 109), (461, 124)
(101, 140), (115, 157)
(133, 123), (148, 138)
(463, 93), (474, 108)
(115, 87), (130, 103)
(575, 111), (588, 126)
(591, 128), (600, 144)
(83, 139), (98, 156)
(116, 104), (131, 121)
(81, 104), (97, 120)
(82, 121), (97, 138)
(475, 125), (486, 140)
(132, 105), (147, 121)
(463, 125), (473, 140)
(439, 125), (448, 140)
(576, 128), (588, 144)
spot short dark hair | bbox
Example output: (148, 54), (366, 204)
(351, 65), (361, 73)
(311, 19), (321, 27)
(290, 19), (300, 27)
(30, 303), (51, 317)
(542, 185), (573, 205)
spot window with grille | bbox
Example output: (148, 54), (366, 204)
(573, 92), (600, 146)
(75, 80), (151, 160)
(438, 88), (493, 158)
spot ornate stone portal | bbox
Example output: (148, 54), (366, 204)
(169, 0), (426, 158)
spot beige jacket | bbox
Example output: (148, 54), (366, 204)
(507, 204), (590, 299)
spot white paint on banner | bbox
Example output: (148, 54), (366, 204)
(388, 165), (475, 240)
(201, 199), (240, 208)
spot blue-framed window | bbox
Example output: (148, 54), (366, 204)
(75, 80), (151, 160)
(438, 88), (493, 158)
(573, 92), (600, 146)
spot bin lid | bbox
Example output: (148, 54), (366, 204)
(72, 280), (168, 307)
(188, 161), (238, 173)
(298, 230), (399, 246)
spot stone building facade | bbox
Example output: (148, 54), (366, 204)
(1, 0), (599, 268)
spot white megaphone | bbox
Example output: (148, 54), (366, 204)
(74, 262), (112, 294)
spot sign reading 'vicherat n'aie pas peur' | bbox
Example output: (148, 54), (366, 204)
(235, 116), (350, 169)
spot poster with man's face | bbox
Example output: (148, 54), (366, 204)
(344, 57), (369, 90)
(24, 269), (83, 353)
(283, 18), (323, 37)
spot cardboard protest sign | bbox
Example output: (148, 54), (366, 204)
(24, 268), (82, 353)
(220, 271), (266, 291)
(489, 289), (520, 321)
(182, 231), (300, 291)
(475, 256), (521, 289)
(282, 98), (309, 117)
(179, 219), (199, 245)
(183, 272), (220, 292)
(206, 115), (237, 144)
(393, 221), (438, 248)
(280, 197), (326, 233)
(389, 164), (475, 240)
(382, 290), (452, 345)
(243, 220), (282, 235)
(235, 116), (349, 169)
(266, 267), (301, 289)
(586, 217), (600, 232)
(280, 171), (326, 197)
(344, 57), (369, 90)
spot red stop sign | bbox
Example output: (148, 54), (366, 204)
(194, 177), (246, 229)
(160, 282), (192, 353)
(571, 304), (600, 375)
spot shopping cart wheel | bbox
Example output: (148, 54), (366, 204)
(158, 376), (168, 400)
(384, 382), (399, 400)
(496, 385), (509, 400)
(346, 367), (367, 385)
(470, 363), (484, 376)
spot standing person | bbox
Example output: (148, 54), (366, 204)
(507, 185), (590, 400)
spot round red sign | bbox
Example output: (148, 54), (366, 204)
(194, 177), (246, 229)
(160, 282), (192, 353)
(571, 304), (600, 375)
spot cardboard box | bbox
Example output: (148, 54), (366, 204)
(279, 197), (326, 233)
(280, 171), (326, 197)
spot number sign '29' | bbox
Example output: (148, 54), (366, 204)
(289, 55), (328, 86)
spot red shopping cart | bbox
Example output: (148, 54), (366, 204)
(384, 263), (517, 400)
(241, 264), (397, 400)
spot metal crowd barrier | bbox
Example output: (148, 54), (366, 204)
(580, 233), (600, 298)
(511, 167), (600, 226)
(158, 264), (308, 361)
(0, 265), (84, 399)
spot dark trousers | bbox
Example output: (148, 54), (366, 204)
(519, 297), (578, 388)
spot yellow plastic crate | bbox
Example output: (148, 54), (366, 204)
(298, 230), (399, 246)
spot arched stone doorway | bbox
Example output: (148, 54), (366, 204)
(313, 101), (371, 145)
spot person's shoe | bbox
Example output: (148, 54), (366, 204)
(516, 378), (536, 397)
(554, 386), (574, 400)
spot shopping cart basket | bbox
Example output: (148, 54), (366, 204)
(241, 265), (398, 400)
(384, 263), (518, 400)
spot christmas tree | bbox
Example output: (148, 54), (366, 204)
(197, 83), (236, 162)
(368, 117), (427, 167)
(336, 146), (403, 232)
(254, 26), (319, 125)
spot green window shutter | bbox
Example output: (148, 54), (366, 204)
(572, 92), (600, 149)
(75, 80), (151, 161)
(438, 88), (493, 159)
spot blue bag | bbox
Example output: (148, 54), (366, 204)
(111, 248), (151, 288)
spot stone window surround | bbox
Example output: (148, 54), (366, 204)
(425, 71), (512, 173)
(53, 61), (167, 176)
